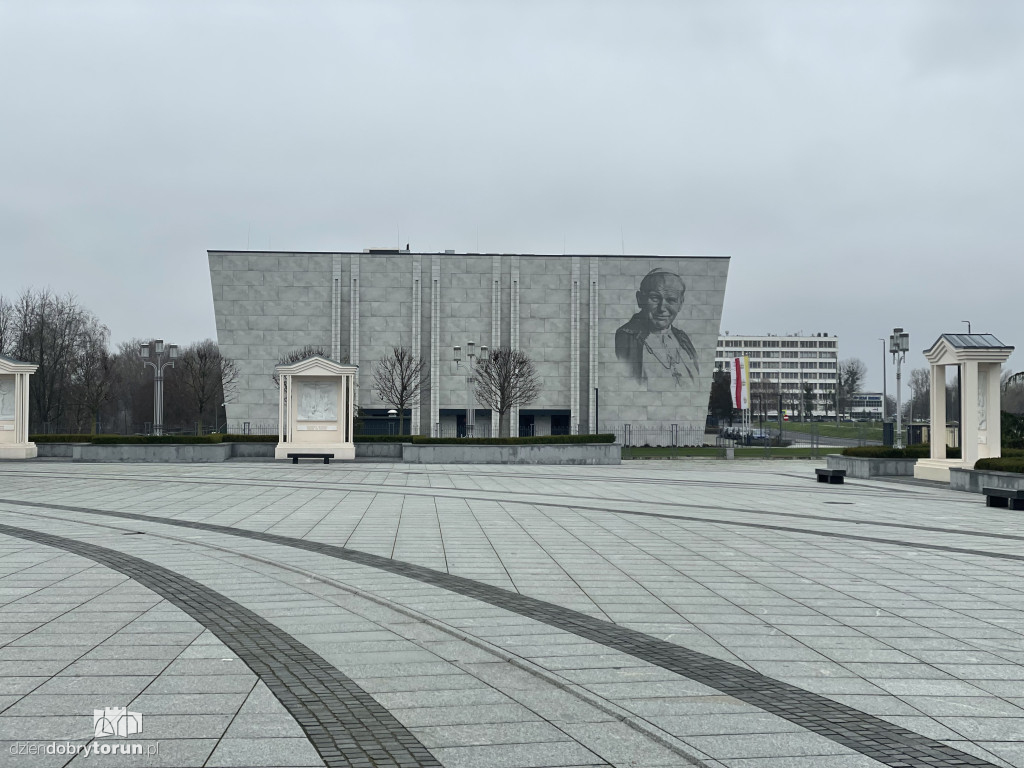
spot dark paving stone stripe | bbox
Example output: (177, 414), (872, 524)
(0, 470), (998, 546)
(0, 522), (442, 768)
(0, 501), (1001, 767)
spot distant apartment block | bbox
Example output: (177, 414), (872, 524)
(715, 333), (839, 416)
(851, 392), (883, 420)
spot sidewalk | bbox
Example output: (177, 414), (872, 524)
(0, 460), (1021, 767)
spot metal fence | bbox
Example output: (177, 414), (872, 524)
(611, 421), (884, 459)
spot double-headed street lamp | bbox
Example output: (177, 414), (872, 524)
(889, 328), (909, 449)
(453, 341), (487, 437)
(878, 338), (887, 422)
(140, 339), (178, 436)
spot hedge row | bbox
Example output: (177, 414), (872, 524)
(842, 444), (962, 459)
(408, 434), (616, 445)
(32, 433), (615, 446)
(30, 434), (98, 443)
(90, 434), (225, 444)
(975, 458), (1024, 474)
(222, 434), (278, 443)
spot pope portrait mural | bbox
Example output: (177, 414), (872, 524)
(614, 268), (699, 387)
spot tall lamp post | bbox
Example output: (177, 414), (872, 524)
(889, 328), (909, 449)
(140, 339), (178, 436)
(878, 338), (887, 423)
(453, 342), (487, 437)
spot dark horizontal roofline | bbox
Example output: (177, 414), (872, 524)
(208, 250), (730, 259)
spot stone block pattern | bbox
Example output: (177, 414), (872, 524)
(209, 251), (729, 439)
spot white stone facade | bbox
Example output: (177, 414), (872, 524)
(209, 250), (729, 441)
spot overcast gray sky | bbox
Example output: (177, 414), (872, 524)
(2, 0), (1021, 392)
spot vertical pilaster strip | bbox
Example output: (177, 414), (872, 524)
(278, 373), (285, 443)
(430, 256), (440, 436)
(14, 373), (21, 443)
(510, 255), (520, 435)
(571, 256), (580, 434)
(589, 258), (599, 433)
(348, 374), (354, 444)
(331, 255), (342, 361)
(411, 254), (422, 435)
(491, 254), (501, 436)
(350, 254), (360, 407)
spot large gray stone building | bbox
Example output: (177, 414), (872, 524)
(208, 249), (729, 442)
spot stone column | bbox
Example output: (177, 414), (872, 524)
(929, 364), (945, 460)
(978, 362), (1002, 460)
(961, 360), (979, 468)
(278, 374), (285, 444)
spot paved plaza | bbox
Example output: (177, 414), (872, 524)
(1, 459), (1024, 767)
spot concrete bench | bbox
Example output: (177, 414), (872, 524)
(815, 468), (847, 485)
(287, 453), (334, 465)
(983, 487), (1024, 510)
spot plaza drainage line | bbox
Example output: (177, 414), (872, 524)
(0, 501), (1001, 768)
(0, 522), (442, 768)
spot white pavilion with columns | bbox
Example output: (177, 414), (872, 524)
(0, 355), (38, 460)
(914, 334), (1014, 482)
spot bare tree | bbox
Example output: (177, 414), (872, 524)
(271, 345), (336, 387)
(836, 358), (867, 421)
(473, 347), (541, 437)
(373, 347), (428, 435)
(0, 295), (14, 356)
(750, 377), (779, 422)
(107, 339), (151, 433)
(1002, 369), (1024, 415)
(170, 340), (239, 432)
(906, 367), (930, 422)
(11, 289), (103, 430)
(67, 318), (114, 433)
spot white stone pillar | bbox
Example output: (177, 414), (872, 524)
(21, 373), (29, 443)
(347, 374), (355, 444)
(278, 376), (285, 443)
(929, 364), (945, 460)
(980, 362), (1002, 460)
(961, 360), (979, 468)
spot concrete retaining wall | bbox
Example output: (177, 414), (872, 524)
(73, 444), (234, 463)
(226, 442), (276, 458)
(950, 468), (1024, 494)
(825, 454), (919, 478)
(36, 443), (83, 458)
(356, 443), (404, 459)
(46, 440), (613, 464)
(402, 443), (620, 465)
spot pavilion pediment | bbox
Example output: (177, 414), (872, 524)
(923, 334), (1013, 366)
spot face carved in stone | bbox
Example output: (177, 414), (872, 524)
(636, 275), (685, 331)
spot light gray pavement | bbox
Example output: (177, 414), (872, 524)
(0, 459), (1022, 766)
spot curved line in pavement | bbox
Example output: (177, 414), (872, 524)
(0, 468), (1004, 545)
(0, 500), (1000, 768)
(0, 522), (441, 768)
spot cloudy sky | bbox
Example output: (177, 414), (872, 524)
(2, 0), (1021, 391)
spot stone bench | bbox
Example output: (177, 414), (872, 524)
(287, 453), (334, 465)
(983, 487), (1024, 510)
(815, 468), (847, 485)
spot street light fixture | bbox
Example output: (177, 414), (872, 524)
(453, 341), (488, 437)
(878, 338), (887, 423)
(889, 328), (909, 449)
(140, 339), (178, 436)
